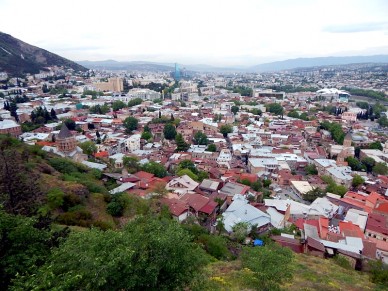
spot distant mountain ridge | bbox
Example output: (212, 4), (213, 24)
(78, 60), (243, 73)
(0, 32), (87, 76)
(79, 55), (388, 73)
(77, 60), (174, 72)
(248, 55), (388, 72)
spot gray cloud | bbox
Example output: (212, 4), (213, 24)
(323, 21), (388, 33)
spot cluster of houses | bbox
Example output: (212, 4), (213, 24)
(1, 68), (388, 268)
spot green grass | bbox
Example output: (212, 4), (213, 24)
(200, 253), (376, 291)
(285, 254), (375, 291)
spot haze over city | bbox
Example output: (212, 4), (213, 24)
(1, 0), (387, 66)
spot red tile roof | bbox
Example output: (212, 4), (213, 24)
(375, 202), (388, 214)
(199, 200), (218, 215)
(180, 194), (209, 212)
(367, 192), (383, 207)
(339, 221), (364, 238)
(36, 141), (56, 146)
(161, 198), (188, 217)
(366, 213), (388, 235)
(133, 171), (155, 181)
(94, 151), (109, 158)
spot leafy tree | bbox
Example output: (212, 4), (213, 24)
(89, 104), (110, 114)
(239, 179), (251, 186)
(373, 103), (386, 119)
(197, 171), (209, 182)
(251, 180), (262, 192)
(369, 141), (383, 151)
(231, 86), (252, 96)
(322, 175), (347, 197)
(141, 131), (152, 141)
(143, 124), (151, 132)
(250, 108), (262, 116)
(9, 101), (19, 122)
(123, 156), (141, 173)
(0, 211), (67, 289)
(231, 222), (250, 242)
(263, 179), (271, 188)
(163, 123), (177, 140)
(352, 174), (365, 187)
(142, 161), (167, 178)
(123, 116), (138, 133)
(373, 162), (388, 175)
(176, 160), (198, 174)
(362, 157), (376, 173)
(112, 100), (126, 111)
(15, 216), (208, 290)
(305, 164), (318, 175)
(64, 119), (76, 130)
(304, 187), (325, 202)
(79, 141), (97, 156)
(299, 112), (309, 121)
(206, 143), (217, 152)
(175, 133), (190, 152)
(320, 121), (346, 144)
(127, 98), (143, 107)
(219, 124), (233, 137)
(106, 193), (127, 216)
(265, 103), (284, 117)
(231, 105), (239, 115)
(287, 110), (299, 118)
(378, 116), (388, 127)
(177, 168), (198, 181)
(240, 243), (293, 291)
(345, 156), (366, 171)
(213, 113), (222, 122)
(193, 131), (208, 145)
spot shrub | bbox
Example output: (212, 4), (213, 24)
(92, 220), (114, 231)
(106, 200), (125, 217)
(197, 234), (230, 260)
(47, 188), (64, 209)
(56, 208), (93, 226)
(106, 193), (127, 217)
(49, 158), (79, 174)
(62, 193), (81, 211)
(369, 260), (388, 286)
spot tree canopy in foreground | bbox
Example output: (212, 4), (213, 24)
(15, 216), (209, 290)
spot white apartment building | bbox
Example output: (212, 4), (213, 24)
(217, 149), (232, 167)
(128, 88), (161, 101)
(126, 134), (141, 152)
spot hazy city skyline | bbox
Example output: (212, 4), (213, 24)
(1, 0), (387, 66)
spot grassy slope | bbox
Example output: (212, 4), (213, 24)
(286, 254), (375, 291)
(203, 254), (376, 291)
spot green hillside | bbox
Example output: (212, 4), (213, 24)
(0, 135), (386, 290)
(0, 32), (86, 76)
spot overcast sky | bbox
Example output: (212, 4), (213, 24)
(1, 0), (387, 66)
